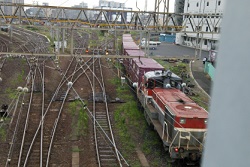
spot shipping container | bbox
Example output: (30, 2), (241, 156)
(128, 58), (164, 87)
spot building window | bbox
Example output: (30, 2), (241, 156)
(204, 39), (208, 45)
(218, 1), (221, 6)
(188, 3), (190, 7)
(196, 2), (199, 7)
(214, 27), (220, 33)
(206, 26), (209, 32)
(196, 26), (201, 31)
(207, 2), (209, 6)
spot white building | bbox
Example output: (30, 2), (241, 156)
(99, 0), (125, 8)
(0, 0), (24, 15)
(66, 2), (89, 19)
(93, 6), (132, 23)
(176, 0), (225, 51)
(93, 0), (131, 23)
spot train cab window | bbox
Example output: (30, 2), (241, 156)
(170, 80), (176, 88)
(155, 79), (163, 88)
(146, 79), (155, 89)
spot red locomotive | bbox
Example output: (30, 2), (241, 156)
(122, 34), (208, 163)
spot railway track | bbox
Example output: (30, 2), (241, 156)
(0, 26), (131, 166)
(12, 27), (49, 53)
(0, 26), (49, 53)
(87, 58), (128, 166)
(18, 57), (77, 166)
(73, 31), (89, 55)
(6, 56), (96, 166)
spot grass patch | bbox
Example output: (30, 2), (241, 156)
(69, 100), (89, 137)
(111, 79), (144, 165)
(114, 87), (169, 165)
(0, 127), (6, 142)
(5, 88), (17, 100)
(72, 147), (80, 152)
(77, 107), (88, 136)
(110, 76), (169, 166)
(26, 26), (39, 31)
(9, 69), (25, 86)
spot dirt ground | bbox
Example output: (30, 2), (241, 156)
(0, 56), (165, 167)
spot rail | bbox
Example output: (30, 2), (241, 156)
(17, 63), (37, 167)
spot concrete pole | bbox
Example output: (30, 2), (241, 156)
(62, 28), (65, 53)
(202, 0), (250, 166)
(56, 28), (60, 54)
(145, 31), (149, 57)
(9, 26), (12, 42)
(50, 26), (54, 40)
(199, 32), (203, 59)
(195, 32), (199, 60)
(19, 7), (21, 25)
(70, 29), (74, 55)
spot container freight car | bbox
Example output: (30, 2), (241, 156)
(123, 49), (145, 72)
(127, 58), (164, 88)
(122, 34), (139, 55)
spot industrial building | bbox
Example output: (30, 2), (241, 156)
(175, 0), (225, 51)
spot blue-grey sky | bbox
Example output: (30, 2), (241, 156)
(25, 0), (175, 12)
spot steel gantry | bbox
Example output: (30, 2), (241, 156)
(0, 3), (222, 33)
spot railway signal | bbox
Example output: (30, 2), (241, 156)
(105, 50), (109, 55)
(85, 49), (89, 54)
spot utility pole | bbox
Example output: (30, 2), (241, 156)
(145, 31), (150, 57)
(202, 1), (250, 166)
(56, 28), (60, 54)
(195, 32), (199, 60)
(70, 29), (73, 55)
(199, 33), (204, 59)
(62, 28), (65, 53)
(9, 25), (12, 42)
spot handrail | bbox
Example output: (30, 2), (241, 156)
(162, 121), (169, 142)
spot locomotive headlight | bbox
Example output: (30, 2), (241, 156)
(204, 119), (208, 124)
(180, 118), (186, 124)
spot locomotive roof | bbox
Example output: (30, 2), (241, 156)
(153, 88), (208, 118)
(144, 70), (182, 81)
(125, 49), (145, 57)
(133, 58), (164, 69)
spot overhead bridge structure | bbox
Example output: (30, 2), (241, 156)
(0, 3), (222, 33)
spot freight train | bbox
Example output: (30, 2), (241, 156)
(122, 34), (208, 164)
